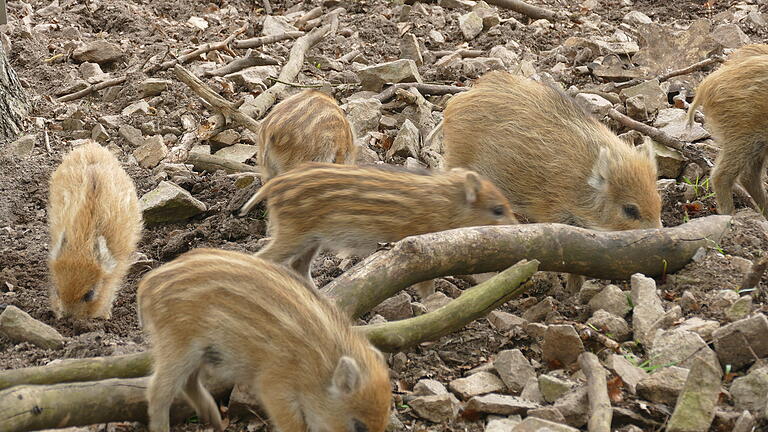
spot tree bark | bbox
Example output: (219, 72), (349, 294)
(322, 215), (732, 318)
(0, 45), (30, 143)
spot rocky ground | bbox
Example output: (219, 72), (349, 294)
(1, 0), (768, 431)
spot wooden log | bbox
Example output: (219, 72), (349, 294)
(579, 352), (612, 432)
(485, 0), (564, 21)
(187, 152), (260, 174)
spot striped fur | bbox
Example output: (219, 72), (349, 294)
(259, 90), (356, 183)
(251, 163), (517, 286)
(686, 45), (768, 216)
(138, 248), (391, 432)
(444, 71), (662, 231)
(48, 141), (143, 319)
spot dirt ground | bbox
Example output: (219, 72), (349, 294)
(1, 0), (767, 431)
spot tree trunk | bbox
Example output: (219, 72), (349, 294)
(0, 44), (30, 143)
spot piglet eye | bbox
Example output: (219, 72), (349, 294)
(623, 204), (640, 220)
(492, 205), (505, 216)
(352, 419), (368, 432)
(82, 289), (95, 302)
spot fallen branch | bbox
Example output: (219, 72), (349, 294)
(145, 26), (247, 74)
(374, 82), (467, 103)
(339, 49), (360, 64)
(433, 49), (484, 58)
(187, 152), (259, 174)
(240, 25), (330, 119)
(203, 50), (280, 77)
(295, 7), (323, 29)
(579, 352), (612, 432)
(322, 215), (732, 318)
(304, 8), (345, 31)
(363, 260), (538, 352)
(485, 0), (564, 21)
(573, 322), (620, 352)
(173, 64), (261, 135)
(55, 76), (127, 103)
(232, 31), (305, 49)
(614, 56), (725, 90)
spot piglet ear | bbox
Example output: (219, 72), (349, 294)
(588, 147), (611, 191)
(331, 356), (362, 396)
(641, 141), (658, 169)
(95, 236), (117, 272)
(464, 171), (482, 204)
(50, 233), (66, 260)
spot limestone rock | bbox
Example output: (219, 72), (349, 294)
(494, 349), (535, 393)
(0, 305), (65, 349)
(345, 98), (383, 137)
(139, 181), (207, 225)
(466, 394), (539, 415)
(730, 367), (768, 412)
(225, 66), (279, 91)
(587, 310), (631, 342)
(12, 134), (35, 157)
(413, 379), (448, 396)
(133, 135), (168, 169)
(513, 417), (579, 432)
(539, 374), (573, 403)
(357, 59), (423, 92)
(588, 284), (631, 317)
(400, 33), (423, 66)
(711, 23), (750, 49)
(666, 358), (722, 432)
(372, 291), (413, 321)
(386, 119), (420, 160)
(649, 328), (720, 371)
(631, 273), (664, 347)
(712, 314), (768, 370)
(522, 296), (554, 323)
(409, 393), (460, 422)
(542, 325), (585, 367)
(459, 11), (483, 40)
(73, 40), (124, 64)
(552, 386), (589, 427)
(140, 78), (172, 98)
(262, 15), (298, 36)
(637, 366), (689, 405)
(449, 371), (506, 399)
(605, 354), (648, 394)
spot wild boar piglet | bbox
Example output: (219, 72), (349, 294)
(48, 141), (143, 319)
(138, 248), (392, 432)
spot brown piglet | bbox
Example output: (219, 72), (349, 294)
(138, 248), (392, 432)
(256, 89), (356, 185)
(48, 141), (143, 319)
(687, 44), (768, 216)
(243, 163), (517, 296)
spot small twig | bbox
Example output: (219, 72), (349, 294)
(204, 50), (280, 77)
(339, 49), (360, 64)
(573, 322), (620, 352)
(187, 152), (260, 174)
(295, 6), (323, 29)
(233, 31), (305, 49)
(145, 26), (247, 74)
(433, 49), (484, 59)
(56, 76), (127, 103)
(261, 0), (272, 15)
(267, 76), (324, 88)
(374, 83), (467, 103)
(579, 352), (613, 432)
(613, 56), (726, 90)
(43, 129), (51, 154)
(303, 7), (345, 31)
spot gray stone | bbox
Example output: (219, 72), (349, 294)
(449, 371), (506, 399)
(439, 0), (477, 8)
(459, 11), (483, 40)
(462, 57), (505, 78)
(620, 79), (667, 114)
(542, 325), (585, 367)
(409, 393), (460, 422)
(466, 394), (539, 415)
(676, 317), (719, 341)
(78, 62), (106, 81)
(539, 374), (573, 403)
(637, 366), (689, 405)
(575, 93), (613, 117)
(473, 1), (500, 29)
(625, 95), (648, 121)
(386, 119), (420, 160)
(725, 296), (753, 322)
(520, 376), (542, 403)
(140, 78), (172, 97)
(654, 108), (710, 142)
(494, 349), (535, 393)
(643, 139), (684, 179)
(73, 40), (124, 64)
(262, 15), (298, 36)
(650, 328), (720, 371)
(488, 311), (526, 332)
(551, 386), (588, 427)
(133, 135), (168, 169)
(12, 134), (35, 157)
(0, 305), (65, 349)
(100, 115), (121, 129)
(422, 291), (451, 312)
(215, 144), (257, 163)
(605, 354), (648, 394)
(588, 284), (631, 317)
(633, 19), (719, 76)
(225, 66), (278, 91)
(357, 59), (423, 92)
(666, 358), (722, 432)
(121, 101), (151, 117)
(709, 289), (740, 311)
(527, 406), (567, 424)
(488, 45), (520, 68)
(622, 11), (652, 25)
(345, 98), (382, 137)
(210, 129), (241, 149)
(512, 417), (579, 432)
(587, 310), (631, 342)
(429, 29), (445, 43)
(139, 181), (207, 225)
(733, 410), (756, 432)
(413, 379), (448, 396)
(400, 33), (423, 66)
(630, 273), (664, 347)
(485, 417), (521, 432)
(91, 124), (109, 143)
(524, 321), (547, 339)
(712, 314), (768, 370)
(372, 291), (413, 321)
(522, 296), (555, 322)
(730, 367), (768, 412)
(578, 280), (603, 304)
(711, 24), (751, 49)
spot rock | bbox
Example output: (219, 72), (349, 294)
(462, 57), (505, 78)
(122, 101), (151, 117)
(91, 124), (109, 143)
(730, 367), (768, 412)
(494, 349), (535, 393)
(513, 417), (579, 432)
(576, 93), (613, 117)
(0, 305), (65, 349)
(520, 376), (542, 403)
(228, 383), (261, 419)
(625, 95), (648, 121)
(139, 181), (207, 225)
(542, 325), (585, 367)
(72, 40), (124, 64)
(666, 358), (722, 432)
(551, 386), (588, 427)
(357, 59), (423, 92)
(578, 280), (603, 304)
(414, 379), (448, 396)
(633, 19), (719, 76)
(140, 79), (172, 98)
(345, 98), (382, 137)
(449, 371), (506, 399)
(187, 16), (208, 31)
(215, 144), (257, 163)
(637, 366), (689, 405)
(587, 310), (631, 342)
(400, 33), (423, 66)
(709, 289), (740, 311)
(488, 311), (526, 332)
(459, 11), (483, 40)
(422, 291), (451, 312)
(386, 119), (420, 160)
(466, 394), (539, 415)
(262, 15), (298, 36)
(409, 393), (460, 422)
(712, 314), (768, 370)
(620, 79), (667, 114)
(630, 273), (664, 347)
(527, 406), (567, 424)
(12, 134), (35, 157)
(725, 296), (753, 322)
(439, 0), (477, 8)
(522, 296), (555, 322)
(605, 354), (648, 394)
(485, 417), (521, 432)
(210, 129), (241, 150)
(711, 23), (750, 49)
(524, 322), (547, 339)
(133, 135), (168, 169)
(643, 139), (684, 179)
(539, 375), (573, 403)
(676, 317), (719, 341)
(654, 108), (710, 142)
(78, 62), (106, 81)
(225, 66), (278, 91)
(650, 328), (720, 371)
(733, 410), (756, 432)
(386, 412), (404, 432)
(594, 39), (640, 56)
(622, 11), (652, 25)
(473, 1), (501, 29)
(588, 284), (631, 317)
(488, 46), (520, 68)
(429, 29), (445, 43)
(372, 291), (413, 321)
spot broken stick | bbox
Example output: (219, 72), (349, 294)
(485, 0), (564, 21)
(740, 255), (768, 296)
(204, 50), (279, 77)
(145, 26), (247, 74)
(56, 76), (127, 103)
(232, 31), (305, 49)
(295, 6), (323, 29)
(374, 82), (467, 103)
(579, 352), (612, 432)
(614, 55), (726, 90)
(187, 152), (259, 174)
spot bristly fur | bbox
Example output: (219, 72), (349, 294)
(48, 141), (143, 319)
(686, 44), (768, 216)
(443, 71), (662, 231)
(138, 248), (392, 432)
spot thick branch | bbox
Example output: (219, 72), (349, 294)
(203, 50), (280, 77)
(322, 215), (732, 318)
(240, 25), (330, 119)
(374, 83), (467, 103)
(232, 31), (305, 49)
(187, 152), (259, 174)
(146, 26), (246, 74)
(55, 76), (127, 103)
(362, 260), (538, 352)
(484, 0), (563, 21)
(579, 352), (612, 432)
